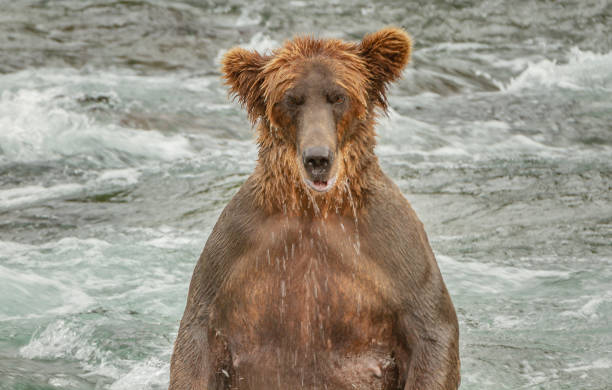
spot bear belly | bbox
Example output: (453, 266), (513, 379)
(209, 235), (400, 389)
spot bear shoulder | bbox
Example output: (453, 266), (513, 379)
(361, 172), (441, 290)
(187, 176), (263, 306)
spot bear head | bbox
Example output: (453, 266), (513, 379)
(222, 28), (411, 215)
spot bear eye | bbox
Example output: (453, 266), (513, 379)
(286, 95), (304, 107)
(328, 93), (346, 105)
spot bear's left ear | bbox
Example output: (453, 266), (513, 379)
(358, 27), (412, 111)
(222, 47), (270, 124)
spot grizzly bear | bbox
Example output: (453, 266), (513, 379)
(169, 28), (460, 390)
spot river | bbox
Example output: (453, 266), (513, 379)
(0, 1), (611, 389)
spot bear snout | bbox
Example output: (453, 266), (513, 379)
(301, 146), (337, 192)
(303, 146), (333, 177)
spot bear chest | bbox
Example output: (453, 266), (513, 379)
(210, 216), (397, 351)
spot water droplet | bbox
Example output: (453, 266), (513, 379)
(343, 180), (361, 255)
(281, 280), (286, 297)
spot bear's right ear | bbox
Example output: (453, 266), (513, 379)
(222, 47), (270, 124)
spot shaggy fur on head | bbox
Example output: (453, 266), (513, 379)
(222, 28), (411, 216)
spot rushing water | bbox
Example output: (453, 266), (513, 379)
(1, 1), (611, 389)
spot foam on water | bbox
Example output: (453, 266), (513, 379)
(437, 254), (571, 295)
(20, 320), (100, 361)
(0, 168), (142, 211)
(2, 225), (201, 388)
(96, 168), (141, 186)
(377, 109), (572, 160)
(563, 358), (612, 373)
(235, 6), (262, 27)
(0, 265), (93, 321)
(0, 183), (84, 211)
(214, 31), (279, 65)
(19, 318), (126, 382)
(0, 67), (216, 95)
(0, 87), (193, 166)
(109, 357), (170, 390)
(239, 32), (279, 53)
(561, 291), (612, 320)
(504, 47), (612, 92)
(0, 226), (199, 317)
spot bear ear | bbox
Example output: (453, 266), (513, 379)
(358, 27), (412, 111)
(221, 47), (270, 124)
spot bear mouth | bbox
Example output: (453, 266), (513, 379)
(304, 176), (337, 193)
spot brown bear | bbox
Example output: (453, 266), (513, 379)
(169, 28), (460, 390)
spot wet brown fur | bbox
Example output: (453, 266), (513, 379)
(169, 28), (460, 389)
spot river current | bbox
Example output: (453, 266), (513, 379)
(0, 1), (611, 389)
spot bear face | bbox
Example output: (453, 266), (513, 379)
(221, 28), (411, 215)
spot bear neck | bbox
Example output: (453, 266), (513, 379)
(250, 120), (380, 218)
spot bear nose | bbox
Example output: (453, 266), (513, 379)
(303, 146), (333, 177)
